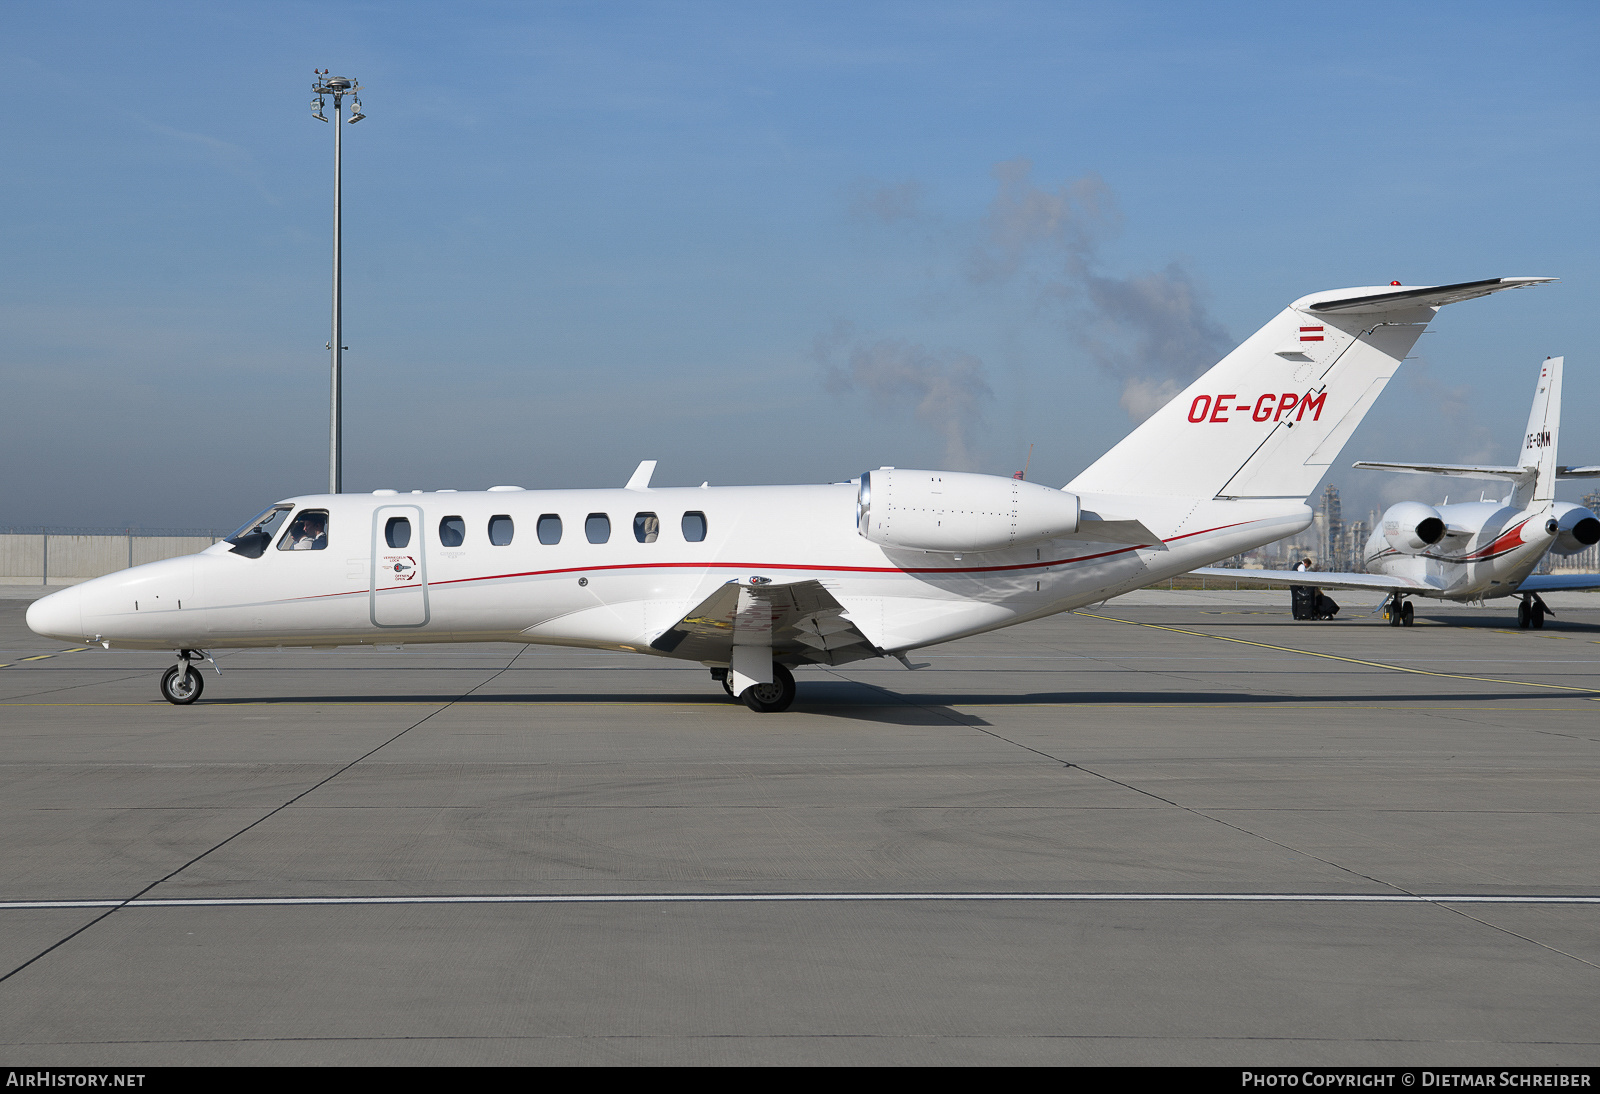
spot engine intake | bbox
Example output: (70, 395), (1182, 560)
(1549, 505), (1600, 555)
(1381, 501), (1446, 554)
(856, 468), (1080, 553)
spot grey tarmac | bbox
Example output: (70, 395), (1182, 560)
(0, 586), (1596, 1066)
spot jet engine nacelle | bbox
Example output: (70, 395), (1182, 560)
(856, 468), (1080, 553)
(1381, 501), (1446, 554)
(1548, 504), (1600, 556)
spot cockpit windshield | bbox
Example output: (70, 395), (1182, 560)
(225, 504), (293, 558)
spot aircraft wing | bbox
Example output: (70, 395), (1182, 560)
(1515, 574), (1600, 593)
(1558, 466), (1600, 478)
(1189, 567), (1441, 593)
(649, 579), (881, 666)
(1353, 460), (1533, 482)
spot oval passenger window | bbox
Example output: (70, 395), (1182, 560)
(633, 512), (659, 543)
(537, 514), (562, 545)
(489, 515), (514, 546)
(385, 517), (411, 549)
(585, 513), (610, 544)
(439, 516), (465, 547)
(682, 511), (707, 542)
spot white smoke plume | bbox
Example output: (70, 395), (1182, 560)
(974, 158), (1233, 422)
(817, 322), (992, 470)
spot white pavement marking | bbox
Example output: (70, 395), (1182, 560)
(4, 892), (1599, 910)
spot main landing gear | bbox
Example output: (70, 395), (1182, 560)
(1384, 594), (1415, 627)
(710, 663), (797, 713)
(1517, 594), (1551, 630)
(160, 649), (214, 705)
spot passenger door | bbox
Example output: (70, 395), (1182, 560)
(370, 505), (429, 628)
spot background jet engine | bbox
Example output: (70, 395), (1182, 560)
(1380, 501), (1446, 554)
(1547, 504), (1600, 555)
(856, 468), (1080, 553)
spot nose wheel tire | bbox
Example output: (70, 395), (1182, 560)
(740, 663), (796, 713)
(160, 665), (204, 705)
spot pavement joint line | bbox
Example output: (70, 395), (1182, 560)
(0, 645), (531, 988)
(1074, 611), (1600, 702)
(822, 664), (1407, 897)
(3, 892), (1599, 910)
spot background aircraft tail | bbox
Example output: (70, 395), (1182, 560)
(1068, 278), (1550, 502)
(1516, 356), (1562, 509)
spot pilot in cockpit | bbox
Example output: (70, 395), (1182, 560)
(284, 512), (328, 551)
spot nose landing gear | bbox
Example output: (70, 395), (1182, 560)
(160, 649), (215, 705)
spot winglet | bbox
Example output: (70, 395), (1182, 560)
(625, 460), (657, 490)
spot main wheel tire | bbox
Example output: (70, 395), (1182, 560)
(1388, 602), (1403, 627)
(1518, 601), (1531, 629)
(1532, 604), (1546, 629)
(1401, 602), (1414, 627)
(160, 665), (203, 705)
(741, 663), (796, 713)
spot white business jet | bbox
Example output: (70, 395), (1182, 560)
(28, 277), (1549, 710)
(1197, 354), (1600, 628)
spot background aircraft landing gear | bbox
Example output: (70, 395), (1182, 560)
(741, 663), (796, 713)
(1519, 595), (1547, 630)
(160, 651), (205, 705)
(1401, 601), (1414, 627)
(1387, 594), (1404, 627)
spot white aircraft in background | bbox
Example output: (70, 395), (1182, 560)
(28, 277), (1549, 710)
(1196, 355), (1600, 628)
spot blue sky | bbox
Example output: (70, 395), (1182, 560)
(2, 1), (1596, 530)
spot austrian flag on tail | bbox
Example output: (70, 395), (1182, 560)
(1300, 326), (1324, 342)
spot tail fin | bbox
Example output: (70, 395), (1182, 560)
(1068, 277), (1552, 500)
(1516, 355), (1562, 509)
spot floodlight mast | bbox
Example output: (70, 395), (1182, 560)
(309, 71), (365, 494)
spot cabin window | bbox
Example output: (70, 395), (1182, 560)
(225, 504), (291, 559)
(585, 513), (611, 544)
(682, 511), (708, 542)
(439, 516), (465, 547)
(633, 512), (660, 543)
(277, 509), (330, 551)
(537, 514), (562, 545)
(385, 517), (412, 549)
(489, 515), (515, 546)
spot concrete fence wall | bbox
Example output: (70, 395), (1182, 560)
(0, 534), (220, 585)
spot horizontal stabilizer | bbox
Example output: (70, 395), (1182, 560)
(1353, 460), (1533, 483)
(1558, 466), (1600, 479)
(1516, 574), (1600, 593)
(1190, 567), (1440, 594)
(1307, 278), (1554, 315)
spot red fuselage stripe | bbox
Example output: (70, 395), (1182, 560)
(286, 521), (1255, 603)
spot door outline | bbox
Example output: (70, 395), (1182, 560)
(371, 505), (430, 628)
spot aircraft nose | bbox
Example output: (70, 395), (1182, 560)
(26, 585), (84, 641)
